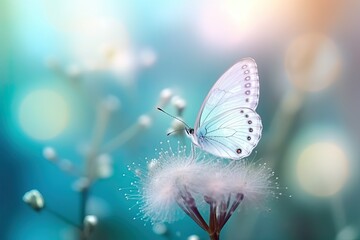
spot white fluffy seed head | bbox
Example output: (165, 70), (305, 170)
(129, 142), (275, 224)
(139, 146), (211, 222)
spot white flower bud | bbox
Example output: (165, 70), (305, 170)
(103, 95), (120, 112)
(83, 215), (98, 236)
(96, 154), (113, 179)
(171, 95), (180, 106)
(43, 147), (57, 161)
(23, 189), (44, 211)
(138, 115), (152, 129)
(187, 235), (200, 240)
(168, 118), (185, 136)
(152, 223), (167, 235)
(174, 98), (186, 111)
(159, 88), (173, 107)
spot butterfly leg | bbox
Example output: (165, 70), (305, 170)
(190, 143), (196, 162)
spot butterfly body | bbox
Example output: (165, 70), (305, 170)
(185, 58), (263, 160)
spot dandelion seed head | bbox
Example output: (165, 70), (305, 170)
(227, 161), (274, 204)
(141, 154), (209, 222)
(125, 142), (276, 225)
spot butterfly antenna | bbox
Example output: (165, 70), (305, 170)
(157, 107), (191, 129)
(167, 128), (185, 136)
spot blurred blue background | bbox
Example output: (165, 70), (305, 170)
(1, 0), (360, 239)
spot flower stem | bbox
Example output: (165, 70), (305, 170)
(209, 231), (220, 240)
(45, 206), (82, 230)
(80, 187), (89, 240)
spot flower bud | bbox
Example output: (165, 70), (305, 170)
(188, 235), (200, 240)
(83, 215), (98, 236)
(23, 189), (44, 211)
(43, 147), (57, 161)
(173, 98), (186, 114)
(167, 118), (185, 136)
(138, 115), (152, 129)
(159, 88), (173, 107)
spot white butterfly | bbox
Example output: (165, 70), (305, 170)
(184, 58), (262, 160)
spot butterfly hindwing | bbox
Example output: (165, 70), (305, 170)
(196, 107), (262, 160)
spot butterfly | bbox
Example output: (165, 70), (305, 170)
(159, 58), (262, 160)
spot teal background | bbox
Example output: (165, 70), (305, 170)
(1, 1), (360, 240)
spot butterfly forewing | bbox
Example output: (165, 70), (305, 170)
(193, 58), (262, 160)
(195, 58), (260, 130)
(196, 107), (262, 160)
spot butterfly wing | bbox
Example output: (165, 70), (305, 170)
(195, 58), (260, 130)
(196, 107), (262, 160)
(193, 58), (262, 159)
